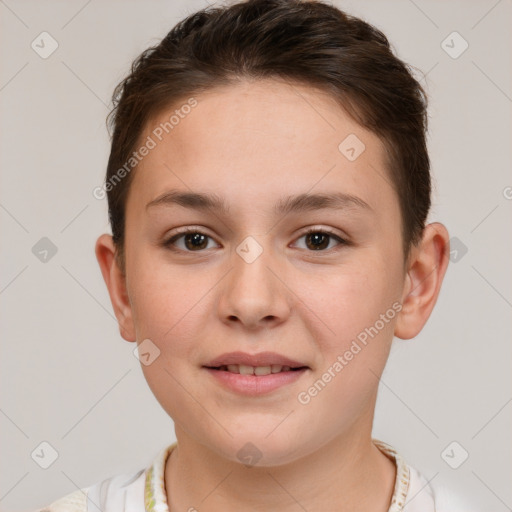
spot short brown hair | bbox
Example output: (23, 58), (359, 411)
(105, 0), (431, 273)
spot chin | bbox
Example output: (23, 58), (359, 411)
(208, 430), (309, 468)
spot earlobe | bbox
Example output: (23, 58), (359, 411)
(95, 234), (137, 342)
(394, 222), (450, 340)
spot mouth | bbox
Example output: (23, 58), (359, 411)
(203, 351), (309, 371)
(202, 352), (310, 395)
(205, 364), (308, 375)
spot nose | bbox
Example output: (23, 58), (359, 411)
(217, 240), (291, 331)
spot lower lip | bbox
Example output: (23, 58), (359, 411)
(204, 367), (308, 395)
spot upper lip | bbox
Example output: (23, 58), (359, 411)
(204, 351), (308, 368)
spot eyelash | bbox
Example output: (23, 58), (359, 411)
(163, 226), (350, 253)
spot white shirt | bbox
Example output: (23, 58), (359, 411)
(35, 439), (466, 511)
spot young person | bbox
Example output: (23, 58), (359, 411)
(36, 0), (462, 510)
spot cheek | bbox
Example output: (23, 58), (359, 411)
(127, 257), (208, 343)
(295, 269), (397, 428)
(306, 262), (396, 347)
(129, 265), (211, 419)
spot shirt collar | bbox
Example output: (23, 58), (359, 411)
(144, 442), (176, 512)
(373, 439), (411, 512)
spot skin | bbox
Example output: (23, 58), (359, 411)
(96, 78), (450, 511)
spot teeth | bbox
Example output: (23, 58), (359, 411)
(239, 364), (254, 375)
(218, 364), (296, 374)
(254, 366), (272, 376)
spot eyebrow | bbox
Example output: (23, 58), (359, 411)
(146, 190), (373, 215)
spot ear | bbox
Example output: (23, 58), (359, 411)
(95, 233), (136, 342)
(394, 222), (450, 340)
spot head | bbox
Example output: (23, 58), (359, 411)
(96, 0), (449, 465)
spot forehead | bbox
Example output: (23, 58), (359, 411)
(127, 78), (394, 218)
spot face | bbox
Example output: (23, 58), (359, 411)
(118, 79), (408, 465)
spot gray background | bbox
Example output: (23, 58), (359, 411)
(0, 0), (511, 510)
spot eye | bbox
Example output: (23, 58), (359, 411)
(163, 227), (349, 253)
(163, 228), (219, 252)
(293, 228), (348, 251)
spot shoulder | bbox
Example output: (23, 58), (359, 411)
(34, 468), (146, 512)
(408, 464), (476, 512)
(34, 488), (87, 512)
(33, 443), (176, 512)
(373, 439), (472, 512)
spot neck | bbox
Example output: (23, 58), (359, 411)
(165, 423), (396, 512)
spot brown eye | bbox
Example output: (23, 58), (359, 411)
(305, 232), (330, 250)
(294, 229), (347, 252)
(164, 229), (217, 252)
(182, 232), (209, 250)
